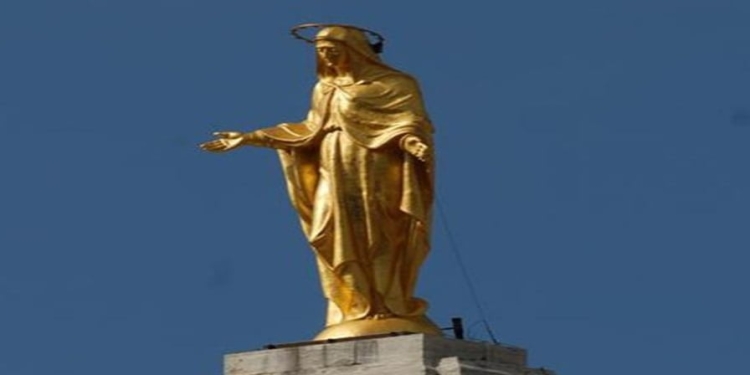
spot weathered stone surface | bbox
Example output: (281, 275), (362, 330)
(224, 334), (555, 375)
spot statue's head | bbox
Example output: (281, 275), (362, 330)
(292, 24), (388, 79)
(314, 26), (382, 78)
(315, 39), (348, 71)
(314, 26), (380, 63)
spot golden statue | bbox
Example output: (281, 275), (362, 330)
(200, 24), (440, 340)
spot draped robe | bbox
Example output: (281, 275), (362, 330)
(256, 69), (434, 326)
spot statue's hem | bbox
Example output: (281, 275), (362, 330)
(313, 315), (442, 341)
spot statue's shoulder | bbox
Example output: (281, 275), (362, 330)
(375, 69), (418, 84)
(369, 70), (422, 96)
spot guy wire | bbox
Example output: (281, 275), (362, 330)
(435, 194), (500, 344)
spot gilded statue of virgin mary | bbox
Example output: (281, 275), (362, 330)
(200, 24), (440, 340)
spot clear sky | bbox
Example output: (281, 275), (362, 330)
(1, 1), (748, 374)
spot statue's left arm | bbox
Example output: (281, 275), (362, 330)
(380, 74), (434, 163)
(400, 134), (431, 162)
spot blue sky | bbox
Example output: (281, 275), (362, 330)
(1, 1), (749, 374)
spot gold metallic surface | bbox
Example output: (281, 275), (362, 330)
(200, 25), (438, 339)
(314, 315), (442, 341)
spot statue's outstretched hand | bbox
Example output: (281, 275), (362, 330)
(200, 131), (245, 153)
(401, 135), (431, 162)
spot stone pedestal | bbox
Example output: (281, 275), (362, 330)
(225, 333), (555, 375)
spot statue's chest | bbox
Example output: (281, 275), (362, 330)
(325, 85), (381, 116)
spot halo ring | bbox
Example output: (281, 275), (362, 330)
(290, 23), (386, 54)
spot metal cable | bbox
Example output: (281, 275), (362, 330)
(435, 194), (500, 344)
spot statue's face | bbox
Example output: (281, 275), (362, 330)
(316, 40), (347, 69)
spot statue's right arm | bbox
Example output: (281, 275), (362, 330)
(199, 131), (245, 153)
(201, 85), (321, 153)
(240, 130), (272, 148)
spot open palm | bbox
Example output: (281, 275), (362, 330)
(200, 132), (244, 152)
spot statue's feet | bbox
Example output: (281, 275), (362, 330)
(367, 312), (395, 320)
(314, 314), (442, 340)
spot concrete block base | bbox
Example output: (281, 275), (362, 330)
(225, 333), (555, 375)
